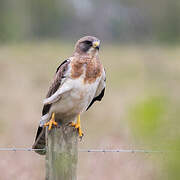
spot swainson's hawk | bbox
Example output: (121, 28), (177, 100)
(32, 36), (106, 154)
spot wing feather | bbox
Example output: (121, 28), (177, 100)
(42, 59), (70, 115)
(86, 68), (106, 110)
(33, 59), (70, 154)
(86, 88), (105, 110)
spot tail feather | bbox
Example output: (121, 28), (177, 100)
(32, 126), (46, 155)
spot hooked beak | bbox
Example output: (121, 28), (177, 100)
(92, 40), (100, 50)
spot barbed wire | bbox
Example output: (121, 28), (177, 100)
(0, 147), (176, 153)
(0, 148), (43, 152)
(79, 149), (166, 153)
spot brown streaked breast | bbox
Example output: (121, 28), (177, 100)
(71, 59), (84, 79)
(71, 56), (103, 84)
(84, 58), (103, 84)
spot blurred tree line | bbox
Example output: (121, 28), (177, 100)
(0, 0), (180, 43)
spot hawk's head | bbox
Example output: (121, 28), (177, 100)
(74, 36), (100, 56)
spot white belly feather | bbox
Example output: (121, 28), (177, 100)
(50, 75), (101, 120)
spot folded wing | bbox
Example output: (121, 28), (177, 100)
(86, 68), (106, 110)
(32, 59), (70, 154)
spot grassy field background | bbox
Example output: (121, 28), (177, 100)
(0, 42), (180, 179)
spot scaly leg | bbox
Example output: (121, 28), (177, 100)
(71, 114), (83, 137)
(44, 112), (57, 130)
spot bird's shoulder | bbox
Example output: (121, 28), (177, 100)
(42, 59), (70, 116)
(46, 59), (71, 98)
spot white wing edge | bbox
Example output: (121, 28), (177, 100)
(94, 68), (106, 97)
(43, 63), (72, 105)
(43, 84), (72, 105)
(39, 113), (49, 127)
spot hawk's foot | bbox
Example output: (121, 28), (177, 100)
(70, 114), (83, 138)
(44, 112), (57, 130)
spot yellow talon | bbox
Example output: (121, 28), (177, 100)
(44, 112), (57, 130)
(71, 114), (83, 137)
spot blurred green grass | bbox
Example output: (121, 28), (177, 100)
(128, 95), (167, 139)
(0, 42), (180, 180)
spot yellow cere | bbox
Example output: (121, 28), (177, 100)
(93, 41), (100, 48)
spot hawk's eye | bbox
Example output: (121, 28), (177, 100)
(79, 40), (93, 52)
(83, 40), (92, 46)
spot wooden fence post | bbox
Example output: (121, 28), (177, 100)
(45, 122), (78, 180)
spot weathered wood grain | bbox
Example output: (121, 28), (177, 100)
(45, 123), (78, 180)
